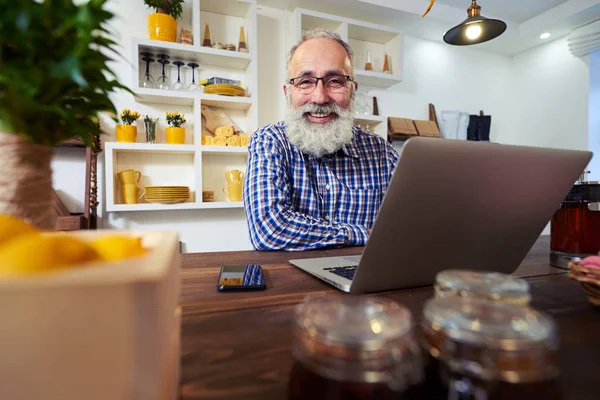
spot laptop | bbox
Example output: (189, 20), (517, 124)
(289, 137), (592, 294)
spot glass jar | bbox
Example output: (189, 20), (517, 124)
(288, 294), (423, 400)
(421, 297), (562, 400)
(434, 269), (531, 306)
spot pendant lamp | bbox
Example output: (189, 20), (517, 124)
(443, 0), (507, 45)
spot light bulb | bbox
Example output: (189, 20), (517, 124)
(466, 24), (482, 40)
(540, 32), (551, 39)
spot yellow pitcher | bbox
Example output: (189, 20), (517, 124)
(225, 169), (244, 184)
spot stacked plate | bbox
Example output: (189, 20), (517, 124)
(145, 186), (190, 204)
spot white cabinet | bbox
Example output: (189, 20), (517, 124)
(105, 0), (257, 212)
(288, 8), (403, 139)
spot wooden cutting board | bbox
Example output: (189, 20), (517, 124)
(201, 105), (239, 135)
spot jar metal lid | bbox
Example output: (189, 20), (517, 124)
(423, 297), (556, 351)
(435, 269), (531, 304)
(294, 293), (413, 350)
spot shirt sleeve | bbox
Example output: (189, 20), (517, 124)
(243, 127), (369, 251)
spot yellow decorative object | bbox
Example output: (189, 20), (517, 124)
(423, 0), (435, 17)
(166, 127), (185, 144)
(88, 236), (147, 261)
(116, 124), (137, 143)
(239, 133), (250, 146)
(215, 125), (235, 137)
(203, 84), (245, 97)
(0, 215), (39, 247)
(223, 182), (243, 202)
(226, 136), (240, 146)
(202, 136), (215, 145)
(213, 136), (227, 146)
(147, 13), (177, 42)
(0, 234), (102, 277)
(121, 184), (145, 205)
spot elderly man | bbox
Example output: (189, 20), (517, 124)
(244, 29), (399, 251)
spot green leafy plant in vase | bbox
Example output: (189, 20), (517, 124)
(144, 0), (185, 42)
(165, 112), (186, 144)
(0, 0), (130, 228)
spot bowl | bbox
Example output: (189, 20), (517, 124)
(568, 260), (600, 308)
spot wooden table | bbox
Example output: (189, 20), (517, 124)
(179, 236), (600, 400)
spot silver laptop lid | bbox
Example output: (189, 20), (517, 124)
(349, 137), (592, 294)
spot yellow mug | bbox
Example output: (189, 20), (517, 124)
(222, 182), (243, 202)
(121, 184), (145, 205)
(117, 169), (142, 185)
(225, 169), (244, 184)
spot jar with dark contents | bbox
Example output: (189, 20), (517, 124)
(288, 294), (424, 400)
(434, 270), (531, 306)
(421, 297), (562, 400)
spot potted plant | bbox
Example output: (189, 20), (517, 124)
(165, 112), (186, 144)
(0, 0), (130, 228)
(145, 0), (185, 42)
(116, 109), (141, 143)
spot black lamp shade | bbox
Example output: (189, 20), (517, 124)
(443, 16), (507, 45)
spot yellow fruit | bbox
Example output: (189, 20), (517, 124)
(0, 214), (39, 247)
(88, 236), (147, 261)
(0, 234), (102, 277)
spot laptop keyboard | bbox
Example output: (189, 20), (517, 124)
(324, 265), (357, 281)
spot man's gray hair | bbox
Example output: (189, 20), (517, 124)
(286, 29), (355, 79)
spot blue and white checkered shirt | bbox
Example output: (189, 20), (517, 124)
(244, 121), (399, 251)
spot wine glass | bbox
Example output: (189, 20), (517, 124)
(140, 51), (155, 89)
(156, 53), (171, 91)
(172, 61), (185, 91)
(187, 62), (200, 91)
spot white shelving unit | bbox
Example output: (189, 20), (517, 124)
(288, 8), (404, 139)
(106, 0), (257, 212)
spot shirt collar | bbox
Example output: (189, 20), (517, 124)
(340, 127), (361, 159)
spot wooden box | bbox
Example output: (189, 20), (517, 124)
(0, 230), (181, 400)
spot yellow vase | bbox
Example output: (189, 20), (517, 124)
(116, 125), (137, 143)
(148, 13), (177, 42)
(166, 127), (185, 144)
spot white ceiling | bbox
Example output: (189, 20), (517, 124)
(257, 0), (600, 56)
(435, 0), (568, 24)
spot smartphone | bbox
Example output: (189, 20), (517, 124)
(217, 264), (266, 292)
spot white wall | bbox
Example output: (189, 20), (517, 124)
(588, 50), (600, 180)
(51, 3), (590, 252)
(507, 38), (589, 151)
(372, 36), (512, 142)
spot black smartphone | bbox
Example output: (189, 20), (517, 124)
(217, 264), (266, 292)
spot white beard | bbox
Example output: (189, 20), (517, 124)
(284, 90), (355, 158)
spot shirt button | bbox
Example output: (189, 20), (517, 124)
(325, 214), (330, 220)
(326, 184), (331, 190)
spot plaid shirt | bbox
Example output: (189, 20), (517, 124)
(244, 121), (399, 251)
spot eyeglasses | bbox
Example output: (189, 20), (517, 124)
(288, 75), (354, 94)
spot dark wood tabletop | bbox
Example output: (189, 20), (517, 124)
(179, 236), (600, 400)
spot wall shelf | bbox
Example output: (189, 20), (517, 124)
(355, 69), (402, 88)
(135, 38), (252, 70)
(354, 113), (386, 126)
(106, 142), (196, 154)
(200, 94), (254, 110)
(106, 0), (257, 214)
(198, 201), (244, 209)
(134, 88), (196, 106)
(107, 202), (200, 212)
(200, 146), (248, 154)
